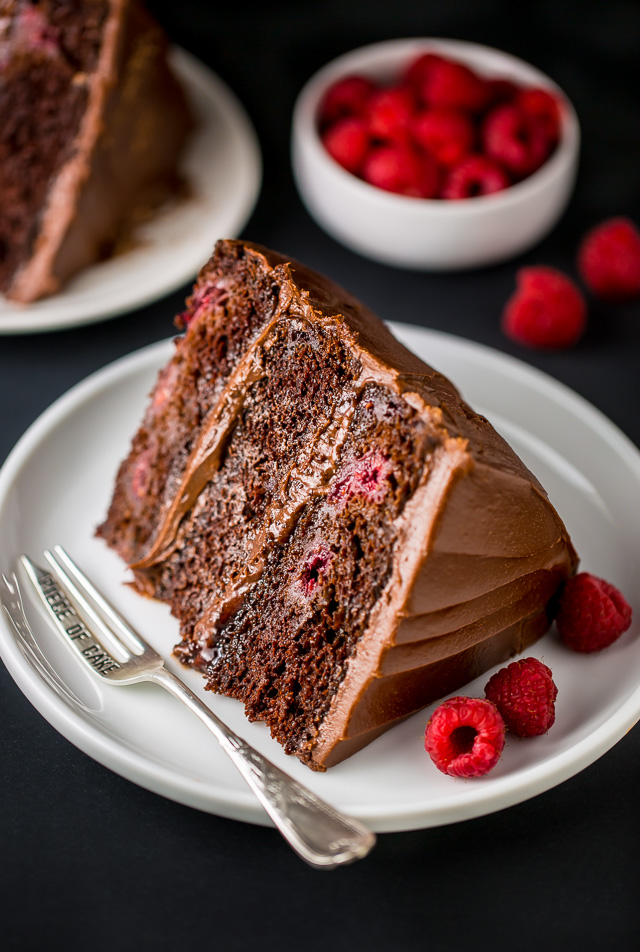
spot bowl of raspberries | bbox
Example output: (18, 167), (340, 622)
(291, 38), (580, 269)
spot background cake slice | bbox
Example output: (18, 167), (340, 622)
(0, 0), (192, 303)
(98, 239), (578, 770)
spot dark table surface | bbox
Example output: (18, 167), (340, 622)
(2, 1), (640, 949)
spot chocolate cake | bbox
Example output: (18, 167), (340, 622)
(0, 0), (192, 303)
(98, 240), (578, 770)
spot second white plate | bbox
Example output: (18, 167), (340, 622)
(1, 325), (639, 831)
(0, 48), (262, 334)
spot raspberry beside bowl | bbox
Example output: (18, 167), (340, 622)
(291, 38), (580, 270)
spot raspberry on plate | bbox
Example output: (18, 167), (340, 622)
(424, 696), (505, 778)
(502, 265), (587, 349)
(577, 217), (640, 302)
(555, 573), (633, 652)
(485, 658), (558, 737)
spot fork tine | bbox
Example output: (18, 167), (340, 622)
(43, 548), (137, 662)
(50, 546), (149, 656)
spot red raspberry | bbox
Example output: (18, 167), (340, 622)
(485, 77), (519, 106)
(414, 151), (441, 198)
(421, 57), (489, 113)
(177, 282), (229, 327)
(363, 144), (440, 198)
(368, 86), (414, 141)
(298, 546), (332, 597)
(502, 266), (587, 349)
(517, 87), (562, 144)
(485, 658), (558, 737)
(321, 117), (370, 174)
(402, 52), (444, 99)
(483, 104), (550, 178)
(555, 573), (632, 652)
(577, 218), (640, 302)
(424, 696), (505, 778)
(363, 145), (415, 194)
(442, 154), (510, 199)
(329, 450), (392, 510)
(410, 109), (475, 166)
(318, 74), (375, 127)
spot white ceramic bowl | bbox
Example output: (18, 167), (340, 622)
(291, 38), (580, 270)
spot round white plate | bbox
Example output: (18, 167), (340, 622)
(1, 325), (639, 832)
(0, 48), (261, 335)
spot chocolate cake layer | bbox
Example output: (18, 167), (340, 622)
(0, 0), (192, 302)
(98, 240), (578, 770)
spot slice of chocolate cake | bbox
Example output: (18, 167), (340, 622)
(98, 240), (578, 770)
(0, 0), (192, 303)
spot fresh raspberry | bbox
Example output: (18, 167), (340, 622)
(441, 154), (510, 199)
(577, 218), (640, 302)
(363, 145), (416, 194)
(413, 150), (441, 198)
(483, 103), (550, 178)
(362, 144), (440, 197)
(421, 57), (489, 113)
(502, 266), (587, 349)
(321, 117), (370, 173)
(485, 658), (558, 737)
(555, 573), (632, 652)
(424, 696), (505, 778)
(410, 109), (475, 166)
(402, 52), (445, 99)
(367, 86), (414, 141)
(318, 74), (375, 127)
(485, 77), (519, 106)
(517, 87), (562, 144)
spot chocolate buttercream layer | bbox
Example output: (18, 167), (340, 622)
(318, 611), (549, 768)
(98, 239), (578, 770)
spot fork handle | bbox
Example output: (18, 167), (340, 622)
(148, 667), (376, 868)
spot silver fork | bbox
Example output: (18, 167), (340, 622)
(19, 546), (376, 868)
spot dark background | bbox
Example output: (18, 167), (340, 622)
(2, 1), (640, 948)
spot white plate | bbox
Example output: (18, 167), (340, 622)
(0, 48), (261, 334)
(1, 325), (639, 832)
